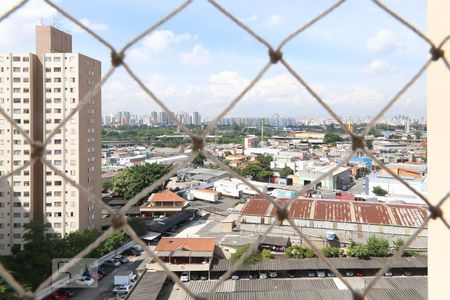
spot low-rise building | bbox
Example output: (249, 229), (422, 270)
(147, 237), (216, 272)
(140, 190), (188, 218)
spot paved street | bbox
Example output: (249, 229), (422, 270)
(348, 178), (366, 195)
(71, 254), (148, 300)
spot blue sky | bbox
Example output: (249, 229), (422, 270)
(0, 0), (427, 118)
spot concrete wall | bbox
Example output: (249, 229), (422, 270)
(239, 222), (427, 250)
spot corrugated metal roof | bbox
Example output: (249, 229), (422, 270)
(354, 202), (393, 225)
(241, 198), (271, 216)
(241, 198), (428, 228)
(269, 199), (290, 217)
(388, 204), (428, 227)
(185, 278), (427, 300)
(288, 199), (313, 219)
(314, 200), (352, 222)
(127, 271), (166, 300)
(210, 257), (427, 272)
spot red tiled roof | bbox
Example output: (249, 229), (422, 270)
(155, 237), (216, 252)
(149, 190), (186, 203)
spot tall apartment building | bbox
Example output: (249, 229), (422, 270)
(0, 26), (101, 255)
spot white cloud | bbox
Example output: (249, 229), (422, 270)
(363, 59), (398, 76)
(179, 44), (212, 67)
(267, 14), (282, 27)
(338, 86), (386, 106)
(209, 71), (247, 99)
(143, 30), (194, 53)
(127, 30), (195, 62)
(101, 69), (400, 118)
(366, 29), (403, 54)
(79, 18), (109, 32)
(0, 0), (58, 49)
(242, 14), (258, 23)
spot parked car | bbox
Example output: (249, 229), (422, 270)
(91, 272), (104, 281)
(74, 276), (95, 286)
(133, 245), (144, 252)
(268, 271), (278, 278)
(317, 271), (326, 278)
(355, 271), (364, 277)
(231, 273), (239, 280)
(115, 255), (129, 264)
(259, 272), (267, 279)
(58, 288), (76, 297)
(180, 272), (189, 282)
(103, 259), (121, 267)
(249, 272), (258, 279)
(97, 267), (107, 277)
(122, 248), (141, 257)
(200, 273), (208, 281)
(287, 270), (296, 278)
(47, 291), (68, 300)
(384, 271), (393, 277)
(345, 271), (354, 277)
(307, 271), (316, 277)
(190, 273), (199, 281)
(112, 284), (132, 296)
(327, 272), (335, 277)
(402, 270), (412, 276)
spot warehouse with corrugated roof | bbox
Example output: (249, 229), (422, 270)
(239, 198), (428, 248)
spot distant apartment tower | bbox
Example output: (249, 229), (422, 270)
(192, 111), (201, 125)
(0, 26), (101, 255)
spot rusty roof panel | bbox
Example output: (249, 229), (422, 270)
(288, 200), (313, 219)
(241, 198), (270, 216)
(314, 200), (352, 222)
(388, 204), (428, 227)
(353, 202), (393, 225)
(270, 198), (290, 216)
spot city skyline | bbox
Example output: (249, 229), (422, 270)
(103, 109), (426, 127)
(0, 0), (427, 118)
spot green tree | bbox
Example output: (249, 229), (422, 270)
(256, 154), (273, 169)
(365, 140), (373, 150)
(347, 240), (369, 259)
(112, 163), (171, 200)
(241, 163), (264, 180)
(366, 236), (390, 257)
(322, 246), (344, 258)
(96, 231), (128, 256)
(256, 170), (273, 182)
(261, 249), (273, 260)
(368, 128), (384, 138)
(284, 245), (317, 259)
(102, 180), (113, 192)
(280, 166), (294, 178)
(360, 167), (371, 177)
(372, 186), (388, 197)
(414, 131), (422, 140)
(230, 244), (262, 265)
(393, 238), (404, 252)
(324, 132), (343, 145)
(192, 152), (206, 167)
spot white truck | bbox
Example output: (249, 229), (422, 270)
(192, 189), (220, 203)
(114, 271), (136, 286)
